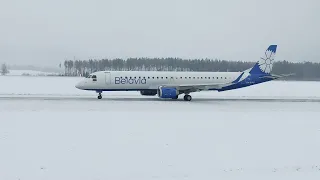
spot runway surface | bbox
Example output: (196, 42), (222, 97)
(1, 77), (320, 180)
(1, 95), (320, 102)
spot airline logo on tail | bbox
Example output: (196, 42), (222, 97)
(258, 45), (277, 73)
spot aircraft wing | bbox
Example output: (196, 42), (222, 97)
(159, 82), (234, 92)
(154, 72), (245, 92)
(164, 73), (295, 92)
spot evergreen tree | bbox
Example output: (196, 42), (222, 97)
(1, 63), (9, 75)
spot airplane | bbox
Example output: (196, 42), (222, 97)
(75, 45), (291, 101)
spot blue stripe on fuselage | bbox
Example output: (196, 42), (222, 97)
(214, 74), (273, 92)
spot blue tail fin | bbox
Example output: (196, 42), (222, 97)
(249, 45), (277, 75)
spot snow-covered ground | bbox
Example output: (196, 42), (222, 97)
(0, 76), (320, 180)
(7, 69), (60, 76)
(0, 75), (320, 100)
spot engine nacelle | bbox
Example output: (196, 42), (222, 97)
(157, 86), (178, 98)
(140, 90), (157, 96)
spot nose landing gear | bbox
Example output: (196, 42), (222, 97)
(97, 92), (102, 99)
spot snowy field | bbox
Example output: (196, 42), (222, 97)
(1, 76), (320, 180)
(7, 70), (60, 76)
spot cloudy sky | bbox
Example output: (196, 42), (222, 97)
(1, 0), (319, 67)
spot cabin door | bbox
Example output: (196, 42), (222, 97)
(105, 72), (111, 84)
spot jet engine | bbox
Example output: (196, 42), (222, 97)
(157, 86), (179, 99)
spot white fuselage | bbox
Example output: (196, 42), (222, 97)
(76, 71), (245, 91)
(74, 45), (278, 101)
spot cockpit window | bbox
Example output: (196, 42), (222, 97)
(86, 74), (97, 81)
(92, 75), (97, 81)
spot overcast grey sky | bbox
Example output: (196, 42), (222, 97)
(1, 0), (319, 67)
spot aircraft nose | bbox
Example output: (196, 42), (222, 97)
(75, 81), (84, 90)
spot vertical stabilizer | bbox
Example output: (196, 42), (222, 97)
(249, 45), (277, 75)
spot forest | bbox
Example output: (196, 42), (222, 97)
(61, 58), (320, 81)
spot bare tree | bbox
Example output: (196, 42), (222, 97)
(1, 63), (9, 75)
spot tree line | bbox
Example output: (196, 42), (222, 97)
(62, 58), (320, 81)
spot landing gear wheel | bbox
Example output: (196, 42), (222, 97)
(183, 94), (192, 101)
(97, 93), (102, 99)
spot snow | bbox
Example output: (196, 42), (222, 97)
(0, 75), (320, 99)
(0, 76), (320, 180)
(7, 70), (60, 76)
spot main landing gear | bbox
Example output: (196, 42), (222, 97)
(171, 94), (192, 101)
(97, 92), (102, 99)
(174, 93), (192, 101)
(183, 94), (192, 101)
